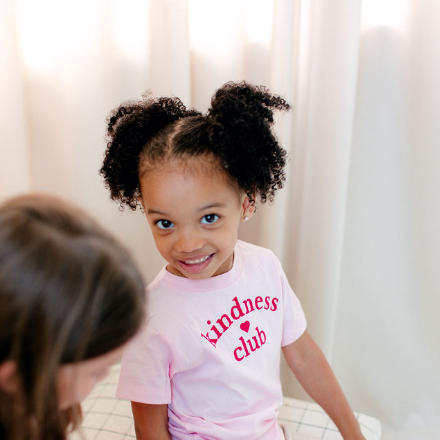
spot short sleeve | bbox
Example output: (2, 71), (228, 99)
(278, 262), (307, 346)
(116, 324), (174, 404)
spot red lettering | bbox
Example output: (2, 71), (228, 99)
(203, 296), (279, 349)
(271, 298), (279, 311)
(201, 320), (223, 347)
(230, 296), (245, 320)
(201, 332), (218, 348)
(239, 336), (250, 357)
(264, 296), (270, 309)
(255, 296), (263, 310)
(234, 346), (244, 361)
(256, 326), (266, 345)
(243, 298), (254, 314)
(210, 323), (223, 338)
(234, 327), (268, 361)
(217, 314), (233, 331)
(247, 336), (260, 352)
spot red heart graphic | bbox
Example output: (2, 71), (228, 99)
(240, 321), (250, 332)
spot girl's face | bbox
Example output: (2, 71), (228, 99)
(139, 159), (254, 280)
(56, 346), (123, 409)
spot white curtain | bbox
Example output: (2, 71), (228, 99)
(1, 1), (439, 439)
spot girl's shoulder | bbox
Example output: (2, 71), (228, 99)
(237, 239), (278, 260)
(237, 240), (282, 273)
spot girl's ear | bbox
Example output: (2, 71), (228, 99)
(241, 196), (256, 222)
(0, 361), (19, 394)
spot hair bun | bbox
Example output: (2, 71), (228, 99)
(206, 81), (290, 203)
(208, 81), (289, 124)
(101, 96), (200, 210)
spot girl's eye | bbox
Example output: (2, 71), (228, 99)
(201, 214), (219, 225)
(156, 220), (174, 229)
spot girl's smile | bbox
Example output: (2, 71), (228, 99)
(139, 158), (254, 280)
(177, 253), (214, 273)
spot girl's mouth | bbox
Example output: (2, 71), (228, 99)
(178, 253), (214, 273)
(183, 255), (210, 265)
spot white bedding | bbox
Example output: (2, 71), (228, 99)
(69, 363), (381, 440)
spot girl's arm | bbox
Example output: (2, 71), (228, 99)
(282, 330), (366, 440)
(131, 402), (171, 440)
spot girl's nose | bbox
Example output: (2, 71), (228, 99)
(174, 230), (204, 253)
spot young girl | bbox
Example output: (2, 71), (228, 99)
(100, 82), (366, 440)
(0, 194), (146, 440)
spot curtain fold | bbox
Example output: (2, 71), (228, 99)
(1, 1), (438, 438)
(0, 0), (32, 198)
(332, 1), (440, 437)
(272, 0), (363, 402)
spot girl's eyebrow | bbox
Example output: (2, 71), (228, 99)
(147, 203), (226, 216)
(200, 203), (226, 211)
(147, 209), (168, 216)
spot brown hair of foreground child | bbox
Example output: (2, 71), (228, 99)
(0, 194), (146, 440)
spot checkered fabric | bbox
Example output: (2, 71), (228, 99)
(68, 364), (381, 440)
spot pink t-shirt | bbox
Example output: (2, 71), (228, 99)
(117, 240), (306, 440)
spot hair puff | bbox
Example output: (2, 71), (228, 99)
(100, 81), (290, 209)
(100, 95), (200, 210)
(206, 81), (290, 203)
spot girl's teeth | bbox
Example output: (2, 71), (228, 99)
(185, 256), (209, 265)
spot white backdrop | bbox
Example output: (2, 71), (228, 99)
(1, 1), (439, 439)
